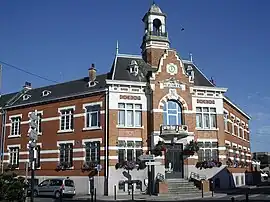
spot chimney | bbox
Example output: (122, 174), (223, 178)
(88, 63), (96, 82)
(23, 81), (32, 90)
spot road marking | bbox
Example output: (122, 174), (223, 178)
(249, 194), (261, 198)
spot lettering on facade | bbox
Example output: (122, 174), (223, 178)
(160, 78), (185, 90)
(119, 95), (141, 100)
(197, 99), (215, 104)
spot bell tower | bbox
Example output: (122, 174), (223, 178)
(141, 3), (170, 66)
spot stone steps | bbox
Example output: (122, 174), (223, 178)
(167, 178), (201, 195)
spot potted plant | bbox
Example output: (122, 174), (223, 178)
(183, 140), (199, 156)
(226, 158), (233, 167)
(151, 141), (166, 157)
(81, 161), (96, 172)
(195, 160), (222, 169)
(115, 160), (146, 171)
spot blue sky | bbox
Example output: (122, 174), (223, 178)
(0, 0), (269, 152)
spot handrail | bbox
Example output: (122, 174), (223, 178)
(190, 172), (207, 180)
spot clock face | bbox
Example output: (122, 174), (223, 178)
(166, 64), (177, 75)
(168, 65), (175, 73)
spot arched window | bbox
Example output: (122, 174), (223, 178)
(163, 100), (182, 125)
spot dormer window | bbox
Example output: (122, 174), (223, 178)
(23, 94), (31, 101)
(42, 90), (51, 97)
(88, 81), (98, 87)
(129, 60), (139, 76)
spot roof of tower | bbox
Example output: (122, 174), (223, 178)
(149, 3), (163, 14)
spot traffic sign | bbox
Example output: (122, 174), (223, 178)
(29, 112), (38, 121)
(96, 164), (102, 172)
(146, 161), (161, 166)
(29, 130), (38, 141)
(138, 154), (155, 161)
(29, 120), (38, 129)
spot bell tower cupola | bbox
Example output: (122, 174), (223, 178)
(141, 2), (170, 65)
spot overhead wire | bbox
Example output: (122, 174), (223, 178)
(0, 60), (59, 84)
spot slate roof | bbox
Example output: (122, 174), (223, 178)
(0, 73), (109, 109)
(112, 54), (154, 82)
(111, 54), (215, 87)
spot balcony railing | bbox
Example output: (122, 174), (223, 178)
(160, 125), (188, 138)
(148, 31), (168, 37)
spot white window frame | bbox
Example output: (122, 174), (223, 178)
(9, 115), (22, 137)
(8, 145), (20, 167)
(84, 141), (101, 163)
(197, 141), (218, 161)
(57, 140), (74, 168)
(196, 107), (217, 129)
(58, 106), (75, 132)
(224, 111), (229, 131)
(117, 103), (142, 128)
(83, 103), (102, 130)
(117, 138), (143, 162)
(163, 100), (182, 126)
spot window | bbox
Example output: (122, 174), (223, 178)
(85, 141), (100, 164)
(9, 147), (19, 167)
(118, 103), (142, 127)
(224, 111), (228, 131)
(197, 142), (218, 161)
(85, 105), (100, 128)
(163, 100), (182, 125)
(237, 122), (240, 137)
(231, 122), (235, 134)
(10, 117), (21, 136)
(60, 109), (74, 131)
(196, 107), (217, 129)
(59, 143), (73, 167)
(117, 140), (143, 162)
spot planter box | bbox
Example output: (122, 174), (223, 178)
(158, 182), (168, 194)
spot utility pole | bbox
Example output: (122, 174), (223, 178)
(28, 110), (38, 202)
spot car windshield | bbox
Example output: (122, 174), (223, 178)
(64, 180), (74, 187)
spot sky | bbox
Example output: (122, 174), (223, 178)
(0, 0), (270, 152)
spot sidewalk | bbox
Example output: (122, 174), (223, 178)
(73, 192), (227, 201)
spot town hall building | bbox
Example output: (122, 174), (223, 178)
(0, 3), (251, 196)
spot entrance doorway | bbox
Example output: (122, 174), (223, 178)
(165, 143), (184, 178)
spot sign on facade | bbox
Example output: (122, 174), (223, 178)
(138, 154), (155, 161)
(119, 95), (141, 100)
(197, 99), (215, 104)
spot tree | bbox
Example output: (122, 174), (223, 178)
(0, 172), (25, 202)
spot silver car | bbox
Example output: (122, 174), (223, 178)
(33, 178), (76, 198)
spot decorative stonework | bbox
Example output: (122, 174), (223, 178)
(159, 77), (186, 91)
(158, 93), (188, 110)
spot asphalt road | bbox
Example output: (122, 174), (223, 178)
(30, 194), (270, 202)
(28, 186), (270, 202)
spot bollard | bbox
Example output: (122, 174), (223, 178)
(211, 180), (214, 197)
(201, 180), (204, 198)
(231, 197), (235, 202)
(246, 193), (249, 202)
(131, 183), (134, 201)
(94, 188), (97, 202)
(114, 184), (117, 200)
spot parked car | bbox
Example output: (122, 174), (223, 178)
(31, 178), (76, 198)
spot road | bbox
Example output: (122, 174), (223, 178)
(28, 186), (270, 202)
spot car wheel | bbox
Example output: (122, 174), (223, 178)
(33, 190), (38, 197)
(54, 191), (61, 199)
